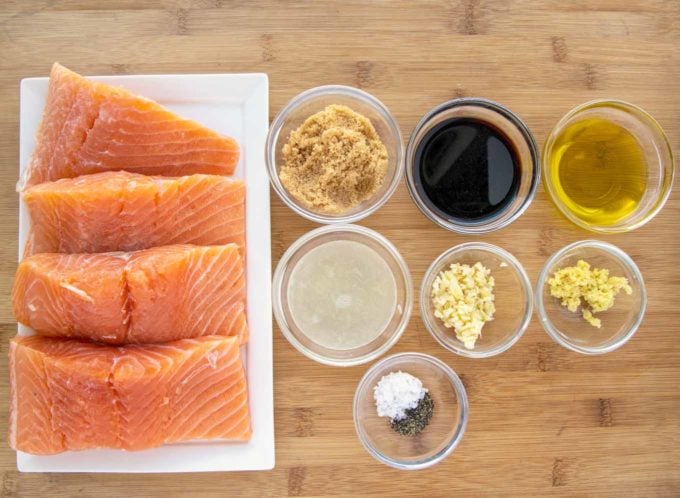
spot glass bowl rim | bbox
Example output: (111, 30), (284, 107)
(404, 97), (541, 234)
(541, 98), (675, 234)
(272, 224), (413, 367)
(352, 351), (469, 470)
(535, 239), (647, 355)
(419, 242), (534, 358)
(265, 84), (405, 224)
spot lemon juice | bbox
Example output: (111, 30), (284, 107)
(287, 240), (397, 350)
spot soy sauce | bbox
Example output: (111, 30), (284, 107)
(414, 118), (520, 221)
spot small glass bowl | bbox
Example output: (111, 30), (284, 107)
(536, 240), (646, 355)
(266, 85), (404, 224)
(420, 242), (533, 358)
(272, 224), (412, 367)
(353, 352), (468, 470)
(405, 98), (540, 234)
(543, 100), (674, 233)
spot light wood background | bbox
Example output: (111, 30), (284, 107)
(1, 1), (679, 496)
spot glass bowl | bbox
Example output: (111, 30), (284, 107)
(353, 352), (468, 470)
(542, 99), (674, 233)
(536, 240), (646, 355)
(405, 98), (540, 234)
(420, 242), (533, 358)
(266, 85), (404, 224)
(272, 224), (412, 367)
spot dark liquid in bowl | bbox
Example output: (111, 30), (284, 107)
(414, 118), (520, 221)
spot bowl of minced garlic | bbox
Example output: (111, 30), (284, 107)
(266, 86), (404, 223)
(421, 242), (534, 358)
(537, 240), (646, 355)
(431, 262), (496, 350)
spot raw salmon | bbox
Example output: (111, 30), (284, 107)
(13, 244), (248, 345)
(20, 63), (239, 189)
(9, 334), (251, 455)
(23, 171), (245, 256)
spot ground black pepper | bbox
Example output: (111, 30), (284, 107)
(390, 392), (434, 436)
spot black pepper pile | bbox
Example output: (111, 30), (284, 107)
(390, 392), (434, 436)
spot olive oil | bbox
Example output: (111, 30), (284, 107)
(549, 117), (647, 226)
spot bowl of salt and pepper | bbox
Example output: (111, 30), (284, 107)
(269, 87), (667, 469)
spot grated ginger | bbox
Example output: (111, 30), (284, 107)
(548, 260), (632, 328)
(431, 262), (495, 349)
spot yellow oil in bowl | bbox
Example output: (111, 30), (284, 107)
(548, 117), (647, 227)
(543, 99), (675, 233)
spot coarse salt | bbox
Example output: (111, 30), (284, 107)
(373, 371), (427, 421)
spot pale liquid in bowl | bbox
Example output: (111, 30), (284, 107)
(287, 240), (397, 350)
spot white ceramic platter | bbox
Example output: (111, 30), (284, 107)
(17, 72), (274, 472)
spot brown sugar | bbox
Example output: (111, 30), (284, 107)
(279, 104), (388, 214)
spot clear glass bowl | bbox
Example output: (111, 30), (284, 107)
(405, 98), (540, 234)
(353, 352), (468, 470)
(420, 242), (533, 358)
(536, 240), (646, 355)
(266, 85), (404, 224)
(272, 224), (412, 367)
(542, 100), (674, 233)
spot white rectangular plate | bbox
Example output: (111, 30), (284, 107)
(17, 72), (274, 472)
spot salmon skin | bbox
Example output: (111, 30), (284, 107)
(12, 244), (248, 345)
(19, 63), (239, 189)
(23, 171), (245, 256)
(9, 334), (251, 455)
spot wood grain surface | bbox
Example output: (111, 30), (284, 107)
(1, 0), (679, 496)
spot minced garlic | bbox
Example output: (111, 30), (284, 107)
(431, 262), (495, 349)
(548, 259), (632, 328)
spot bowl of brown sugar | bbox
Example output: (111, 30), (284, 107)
(266, 86), (404, 223)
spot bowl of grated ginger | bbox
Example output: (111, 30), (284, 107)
(536, 240), (646, 355)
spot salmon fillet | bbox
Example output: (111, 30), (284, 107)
(20, 63), (239, 189)
(23, 171), (245, 256)
(9, 334), (251, 455)
(13, 245), (248, 345)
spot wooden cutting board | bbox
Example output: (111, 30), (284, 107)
(0, 0), (678, 496)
